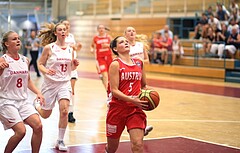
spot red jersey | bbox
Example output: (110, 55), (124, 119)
(110, 58), (143, 105)
(106, 58), (146, 138)
(153, 37), (165, 49)
(93, 34), (112, 58)
(163, 37), (173, 51)
(153, 38), (161, 49)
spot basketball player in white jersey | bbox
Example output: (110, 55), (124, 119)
(61, 20), (82, 123)
(124, 26), (153, 136)
(0, 31), (45, 153)
(37, 23), (79, 151)
(125, 27), (149, 63)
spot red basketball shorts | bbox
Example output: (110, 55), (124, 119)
(106, 103), (146, 139)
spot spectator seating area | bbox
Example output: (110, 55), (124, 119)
(146, 0), (240, 82)
(148, 37), (240, 79)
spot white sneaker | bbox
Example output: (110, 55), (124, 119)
(144, 125), (153, 136)
(55, 140), (68, 151)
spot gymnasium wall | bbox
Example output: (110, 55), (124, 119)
(69, 17), (166, 55)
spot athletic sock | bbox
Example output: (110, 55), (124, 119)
(58, 128), (66, 141)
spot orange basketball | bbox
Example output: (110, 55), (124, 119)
(139, 89), (160, 111)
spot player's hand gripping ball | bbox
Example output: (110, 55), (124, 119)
(139, 89), (160, 111)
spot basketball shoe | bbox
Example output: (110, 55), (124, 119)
(68, 112), (76, 123)
(55, 140), (68, 151)
(144, 125), (153, 136)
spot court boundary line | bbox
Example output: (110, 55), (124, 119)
(147, 119), (240, 123)
(180, 135), (240, 150)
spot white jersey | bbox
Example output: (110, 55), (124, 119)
(129, 42), (144, 60)
(65, 33), (77, 59)
(0, 54), (28, 100)
(172, 40), (180, 51)
(65, 33), (76, 46)
(172, 40), (184, 55)
(45, 43), (73, 82)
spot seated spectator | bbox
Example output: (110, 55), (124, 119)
(194, 23), (203, 39)
(151, 32), (168, 64)
(193, 24), (209, 50)
(205, 6), (213, 18)
(208, 13), (222, 32)
(229, 0), (239, 14)
(202, 26), (216, 55)
(225, 25), (240, 58)
(227, 18), (239, 34)
(172, 35), (184, 65)
(216, 2), (230, 18)
(194, 13), (208, 39)
(210, 23), (230, 58)
(158, 25), (173, 39)
(229, 0), (239, 23)
(201, 24), (210, 39)
(161, 32), (173, 64)
(151, 32), (162, 51)
(228, 10), (239, 24)
(149, 32), (158, 62)
(199, 13), (209, 25)
(216, 4), (228, 22)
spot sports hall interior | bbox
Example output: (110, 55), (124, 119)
(0, 0), (240, 153)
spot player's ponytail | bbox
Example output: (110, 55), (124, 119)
(136, 34), (150, 51)
(38, 22), (64, 46)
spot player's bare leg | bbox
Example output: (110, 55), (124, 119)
(24, 114), (43, 153)
(129, 128), (144, 153)
(55, 99), (69, 151)
(105, 137), (120, 153)
(101, 71), (108, 91)
(4, 122), (26, 153)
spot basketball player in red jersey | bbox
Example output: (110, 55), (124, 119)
(91, 24), (113, 91)
(0, 31), (45, 153)
(106, 36), (148, 153)
(37, 23), (79, 151)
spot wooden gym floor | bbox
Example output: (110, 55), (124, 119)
(0, 57), (240, 153)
